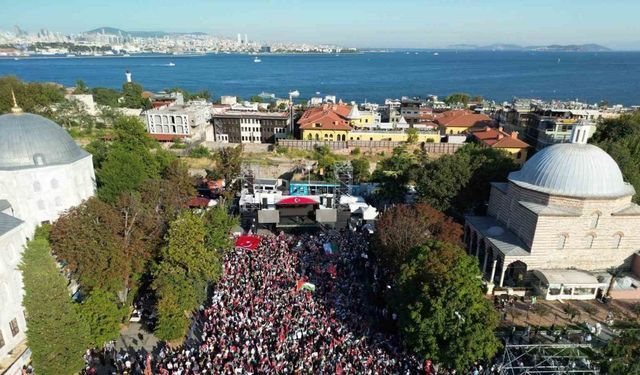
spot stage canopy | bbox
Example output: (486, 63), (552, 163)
(276, 196), (318, 206)
(235, 235), (261, 250)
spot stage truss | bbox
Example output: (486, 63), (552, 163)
(499, 344), (599, 375)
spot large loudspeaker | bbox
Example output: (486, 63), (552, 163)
(316, 209), (337, 223)
(258, 210), (279, 224)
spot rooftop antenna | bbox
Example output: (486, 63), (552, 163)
(10, 89), (23, 114)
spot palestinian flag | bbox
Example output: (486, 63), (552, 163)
(301, 282), (316, 292)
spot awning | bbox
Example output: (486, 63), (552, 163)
(533, 269), (605, 287)
(235, 235), (261, 250)
(276, 196), (318, 205)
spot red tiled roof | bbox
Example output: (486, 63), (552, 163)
(148, 133), (187, 142)
(435, 110), (494, 128)
(470, 127), (529, 149)
(187, 197), (211, 208)
(298, 104), (353, 131)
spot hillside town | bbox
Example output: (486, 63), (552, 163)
(1, 72), (640, 375)
(0, 27), (353, 56)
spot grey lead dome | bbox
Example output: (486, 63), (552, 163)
(509, 143), (635, 198)
(0, 113), (89, 170)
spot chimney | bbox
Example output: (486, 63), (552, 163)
(511, 131), (519, 139)
(498, 126), (504, 132)
(498, 133), (504, 140)
(484, 126), (490, 131)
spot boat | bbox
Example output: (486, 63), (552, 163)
(168, 62), (176, 67)
(66, 54), (76, 58)
(254, 56), (262, 63)
(122, 53), (130, 57)
(433, 52), (439, 56)
(13, 57), (19, 61)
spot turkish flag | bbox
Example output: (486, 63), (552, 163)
(235, 235), (261, 250)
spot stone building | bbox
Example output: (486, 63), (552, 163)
(144, 100), (213, 142)
(0, 101), (95, 374)
(212, 111), (289, 144)
(465, 125), (640, 299)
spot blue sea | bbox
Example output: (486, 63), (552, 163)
(1, 51), (640, 105)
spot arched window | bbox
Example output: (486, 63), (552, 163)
(612, 233), (623, 249)
(557, 234), (568, 250)
(590, 212), (601, 229)
(584, 234), (595, 249)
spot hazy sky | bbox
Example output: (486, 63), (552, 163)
(3, 0), (640, 49)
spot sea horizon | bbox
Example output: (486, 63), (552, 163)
(2, 50), (640, 105)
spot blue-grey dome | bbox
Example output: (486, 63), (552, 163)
(0, 113), (89, 170)
(509, 143), (635, 198)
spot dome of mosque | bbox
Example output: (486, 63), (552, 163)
(0, 113), (89, 170)
(508, 143), (634, 198)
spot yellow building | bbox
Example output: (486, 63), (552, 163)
(346, 106), (376, 127)
(348, 130), (440, 143)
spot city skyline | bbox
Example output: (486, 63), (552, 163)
(2, 0), (640, 50)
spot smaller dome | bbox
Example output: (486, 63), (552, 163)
(509, 143), (634, 198)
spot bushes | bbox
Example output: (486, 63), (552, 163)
(188, 144), (211, 158)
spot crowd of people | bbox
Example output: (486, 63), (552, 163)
(152, 230), (424, 374)
(83, 229), (507, 374)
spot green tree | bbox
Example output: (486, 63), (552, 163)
(85, 139), (110, 169)
(416, 144), (517, 213)
(96, 116), (160, 203)
(50, 198), (127, 293)
(80, 288), (127, 348)
(372, 146), (421, 202)
(351, 157), (371, 183)
(406, 127), (419, 144)
(20, 229), (90, 375)
(444, 92), (471, 106)
(0, 76), (65, 114)
(121, 82), (150, 109)
(203, 205), (238, 253)
(590, 113), (640, 204)
(153, 210), (223, 341)
(91, 87), (121, 107)
(600, 329), (640, 375)
(392, 240), (500, 370)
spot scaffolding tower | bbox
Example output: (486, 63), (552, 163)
(333, 162), (353, 205)
(499, 344), (600, 375)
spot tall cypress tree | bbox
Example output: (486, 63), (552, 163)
(20, 231), (90, 375)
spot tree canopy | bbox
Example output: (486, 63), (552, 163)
(0, 75), (65, 114)
(444, 92), (471, 106)
(153, 210), (224, 341)
(96, 116), (161, 203)
(590, 112), (640, 204)
(600, 329), (640, 375)
(416, 144), (517, 214)
(373, 204), (463, 276)
(372, 146), (421, 202)
(20, 227), (90, 375)
(391, 240), (500, 370)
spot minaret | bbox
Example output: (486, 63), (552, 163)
(10, 89), (23, 114)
